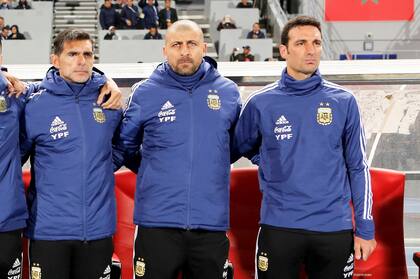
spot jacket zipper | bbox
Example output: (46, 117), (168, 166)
(186, 88), (194, 230)
(75, 94), (88, 241)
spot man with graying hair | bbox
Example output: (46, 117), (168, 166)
(0, 35), (121, 279)
(114, 20), (241, 278)
(20, 29), (123, 279)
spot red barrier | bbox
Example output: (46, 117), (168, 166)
(22, 171), (30, 279)
(228, 167), (407, 279)
(227, 167), (261, 278)
(114, 170), (137, 279)
(21, 167), (408, 279)
(354, 168), (407, 278)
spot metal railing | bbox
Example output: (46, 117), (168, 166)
(266, 0), (289, 43)
(344, 49), (420, 60)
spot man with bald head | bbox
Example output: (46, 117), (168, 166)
(115, 20), (241, 278)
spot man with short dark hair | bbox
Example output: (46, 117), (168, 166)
(0, 34), (122, 278)
(115, 19), (241, 279)
(158, 0), (178, 29)
(143, 0), (159, 29)
(121, 0), (144, 29)
(138, 0), (158, 9)
(236, 0), (252, 8)
(1, 26), (9, 40)
(233, 15), (376, 278)
(247, 22), (265, 39)
(100, 0), (119, 30)
(143, 24), (162, 39)
(15, 0), (31, 9)
(21, 29), (123, 279)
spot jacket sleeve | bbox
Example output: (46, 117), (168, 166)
(158, 10), (164, 29)
(24, 82), (41, 101)
(112, 89), (144, 172)
(343, 96), (374, 240)
(112, 110), (141, 173)
(99, 9), (106, 29)
(0, 71), (7, 89)
(120, 7), (128, 21)
(173, 9), (178, 22)
(231, 96), (261, 163)
(229, 91), (242, 163)
(19, 83), (42, 164)
(20, 105), (33, 165)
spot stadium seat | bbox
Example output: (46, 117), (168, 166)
(228, 167), (408, 279)
(353, 168), (407, 278)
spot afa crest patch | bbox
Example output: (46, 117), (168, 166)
(0, 95), (7, 113)
(31, 264), (42, 279)
(258, 254), (268, 272)
(207, 94), (221, 110)
(93, 107), (106, 124)
(135, 259), (146, 277)
(317, 102), (333, 125)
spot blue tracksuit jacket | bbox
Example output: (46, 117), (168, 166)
(21, 68), (122, 241)
(0, 73), (28, 232)
(233, 69), (374, 240)
(115, 58), (241, 231)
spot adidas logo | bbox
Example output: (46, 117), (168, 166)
(275, 115), (289, 125)
(158, 101), (176, 123)
(50, 116), (69, 140)
(12, 258), (20, 269)
(104, 265), (111, 274)
(347, 253), (354, 263)
(7, 257), (21, 276)
(161, 101), (174, 111)
(51, 116), (64, 127)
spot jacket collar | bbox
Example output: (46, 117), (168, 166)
(40, 66), (106, 97)
(278, 68), (323, 96)
(150, 56), (220, 90)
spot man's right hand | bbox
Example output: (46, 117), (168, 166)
(97, 78), (123, 110)
(354, 236), (377, 261)
(3, 72), (26, 97)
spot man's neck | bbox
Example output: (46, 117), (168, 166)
(286, 68), (314, 80)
